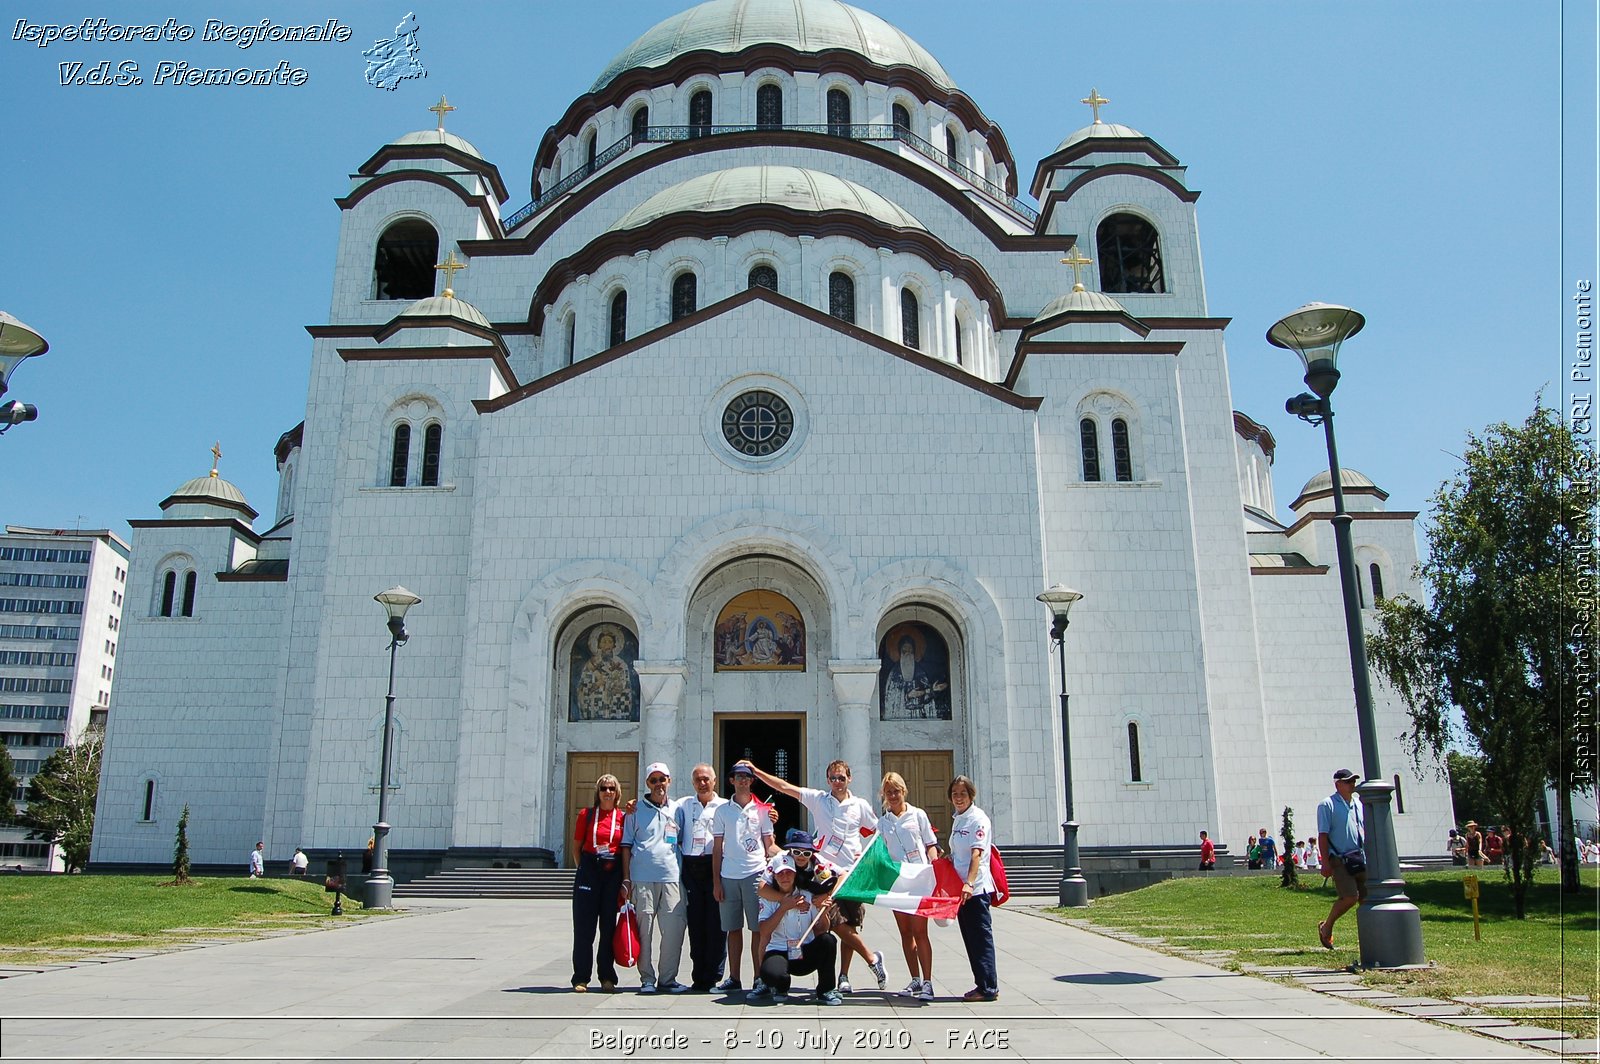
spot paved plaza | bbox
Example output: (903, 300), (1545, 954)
(0, 899), (1573, 1062)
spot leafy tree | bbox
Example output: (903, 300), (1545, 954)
(0, 745), (18, 827)
(1279, 806), (1298, 889)
(172, 804), (192, 885)
(1445, 751), (1490, 827)
(1369, 403), (1597, 915)
(16, 730), (102, 872)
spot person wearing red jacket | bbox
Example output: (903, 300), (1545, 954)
(571, 774), (627, 992)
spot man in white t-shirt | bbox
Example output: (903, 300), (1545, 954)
(710, 763), (776, 994)
(673, 763), (727, 992)
(248, 842), (265, 878)
(744, 758), (887, 993)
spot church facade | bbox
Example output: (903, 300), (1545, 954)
(91, 0), (1451, 871)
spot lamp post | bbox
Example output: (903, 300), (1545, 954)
(1037, 584), (1088, 907)
(0, 312), (47, 433)
(1268, 303), (1424, 968)
(365, 585), (421, 910)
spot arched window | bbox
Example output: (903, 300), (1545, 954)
(564, 313), (577, 366)
(756, 84), (783, 128)
(828, 271), (855, 324)
(141, 778), (156, 822)
(609, 290), (627, 348)
(160, 571), (176, 618)
(583, 131), (597, 170)
(671, 273), (698, 321)
(1080, 418), (1102, 482)
(827, 88), (851, 137)
(747, 264), (778, 292)
(689, 90), (713, 137)
(1097, 213), (1166, 294)
(1393, 774), (1405, 814)
(180, 572), (196, 618)
(953, 313), (966, 366)
(421, 423), (442, 487)
(372, 219), (438, 300)
(1370, 563), (1385, 604)
(389, 423), (411, 486)
(1128, 722), (1143, 782)
(891, 102), (911, 135)
(631, 105), (649, 141)
(1112, 418), (1133, 482)
(900, 288), (920, 350)
(944, 126), (958, 163)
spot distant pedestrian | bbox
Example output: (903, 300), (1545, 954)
(248, 842), (265, 878)
(1464, 822), (1484, 868)
(1484, 827), (1504, 865)
(1198, 831), (1216, 871)
(1257, 828), (1277, 870)
(291, 848), (308, 875)
(1316, 769), (1365, 949)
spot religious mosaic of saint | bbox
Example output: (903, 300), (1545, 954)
(713, 590), (805, 671)
(569, 622), (640, 721)
(878, 622), (952, 720)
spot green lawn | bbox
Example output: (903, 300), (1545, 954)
(0, 875), (367, 962)
(1059, 867), (1599, 1038)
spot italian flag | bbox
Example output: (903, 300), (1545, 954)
(833, 834), (965, 919)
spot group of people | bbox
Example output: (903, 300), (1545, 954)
(569, 758), (1001, 1004)
(244, 843), (311, 877)
(1449, 823), (1565, 867)
(1245, 828), (1333, 872)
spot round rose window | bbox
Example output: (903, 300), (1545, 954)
(721, 390), (794, 458)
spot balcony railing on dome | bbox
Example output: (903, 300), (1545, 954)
(502, 123), (1039, 231)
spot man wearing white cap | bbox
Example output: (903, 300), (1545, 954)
(621, 762), (688, 993)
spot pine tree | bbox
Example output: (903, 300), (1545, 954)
(1279, 806), (1298, 889)
(172, 805), (192, 885)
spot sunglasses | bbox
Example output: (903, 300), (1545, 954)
(598, 786), (618, 792)
(828, 775), (848, 783)
(647, 776), (668, 785)
(787, 848), (813, 858)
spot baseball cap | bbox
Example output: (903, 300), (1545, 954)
(783, 828), (815, 851)
(644, 762), (671, 779)
(731, 761), (755, 778)
(768, 852), (796, 875)
(1332, 768), (1359, 782)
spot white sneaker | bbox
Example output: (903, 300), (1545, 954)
(837, 977), (852, 994)
(869, 950), (887, 990)
(917, 981), (934, 1002)
(900, 979), (924, 996)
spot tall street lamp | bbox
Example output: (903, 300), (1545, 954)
(1037, 584), (1088, 907)
(365, 585), (421, 910)
(0, 312), (47, 433)
(1269, 303), (1425, 968)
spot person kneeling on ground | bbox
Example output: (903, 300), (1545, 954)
(755, 853), (840, 1005)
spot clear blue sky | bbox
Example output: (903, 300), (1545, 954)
(1, 2), (1591, 544)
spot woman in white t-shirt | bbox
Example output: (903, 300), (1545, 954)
(948, 774), (998, 1002)
(880, 772), (939, 1001)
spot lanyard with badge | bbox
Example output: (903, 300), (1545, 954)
(592, 808), (620, 860)
(690, 800), (713, 853)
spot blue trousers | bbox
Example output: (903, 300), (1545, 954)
(957, 892), (997, 995)
(571, 852), (622, 986)
(681, 854), (726, 989)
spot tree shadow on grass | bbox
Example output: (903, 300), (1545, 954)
(226, 885), (280, 895)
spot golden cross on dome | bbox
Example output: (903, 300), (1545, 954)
(435, 251), (466, 297)
(428, 95), (456, 131)
(1060, 248), (1093, 292)
(210, 441), (222, 478)
(1081, 87), (1110, 125)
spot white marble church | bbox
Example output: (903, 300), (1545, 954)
(91, 0), (1451, 872)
